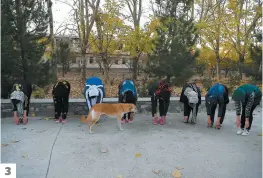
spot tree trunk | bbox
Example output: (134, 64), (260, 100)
(15, 0), (28, 80)
(46, 0), (57, 81)
(215, 0), (221, 82)
(81, 53), (86, 82)
(62, 62), (65, 77)
(102, 59), (110, 83)
(238, 57), (243, 79)
(132, 57), (139, 80)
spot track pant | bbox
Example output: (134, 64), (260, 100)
(240, 98), (261, 131)
(206, 102), (227, 124)
(184, 102), (199, 118)
(53, 95), (69, 120)
(119, 95), (137, 120)
(85, 86), (104, 110)
(11, 95), (29, 117)
(151, 92), (171, 117)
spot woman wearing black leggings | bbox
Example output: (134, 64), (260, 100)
(148, 78), (172, 125)
(52, 80), (71, 123)
(179, 83), (201, 124)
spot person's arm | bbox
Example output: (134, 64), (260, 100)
(235, 100), (242, 116)
(245, 92), (255, 118)
(223, 85), (229, 104)
(217, 96), (225, 117)
(179, 85), (185, 102)
(197, 87), (202, 104)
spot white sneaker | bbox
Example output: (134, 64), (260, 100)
(237, 128), (244, 135)
(241, 129), (250, 136)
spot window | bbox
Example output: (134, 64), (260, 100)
(89, 57), (94, 64)
(71, 58), (76, 64)
(122, 59), (126, 64)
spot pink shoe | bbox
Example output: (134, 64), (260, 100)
(159, 117), (165, 125)
(128, 119), (133, 124)
(62, 119), (67, 123)
(14, 117), (19, 125)
(121, 119), (126, 124)
(55, 118), (61, 123)
(153, 116), (159, 125)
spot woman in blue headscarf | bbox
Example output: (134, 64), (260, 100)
(118, 79), (137, 123)
(83, 76), (105, 110)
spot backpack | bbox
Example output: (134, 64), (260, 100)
(184, 87), (199, 104)
(87, 85), (99, 97)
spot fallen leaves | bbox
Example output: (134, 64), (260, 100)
(100, 148), (108, 153)
(22, 155), (27, 158)
(172, 170), (181, 178)
(12, 140), (20, 143)
(117, 174), (123, 178)
(1, 144), (8, 147)
(258, 133), (263, 136)
(135, 153), (141, 157)
(152, 169), (160, 174)
(32, 113), (36, 117)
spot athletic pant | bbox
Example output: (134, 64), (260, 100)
(11, 95), (29, 117)
(151, 92), (171, 117)
(85, 86), (104, 110)
(184, 102), (199, 118)
(240, 99), (261, 130)
(53, 95), (69, 120)
(207, 102), (227, 124)
(119, 95), (137, 120)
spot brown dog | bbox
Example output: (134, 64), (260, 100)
(80, 103), (137, 134)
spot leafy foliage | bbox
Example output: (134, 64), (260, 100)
(1, 0), (51, 98)
(145, 0), (198, 85)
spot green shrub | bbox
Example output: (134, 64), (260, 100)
(31, 87), (46, 99)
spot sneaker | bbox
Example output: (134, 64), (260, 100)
(121, 119), (126, 124)
(55, 118), (61, 123)
(241, 129), (249, 136)
(61, 119), (67, 123)
(159, 117), (165, 125)
(237, 128), (244, 135)
(153, 116), (159, 125)
(128, 119), (133, 124)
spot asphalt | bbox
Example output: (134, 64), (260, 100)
(1, 109), (262, 178)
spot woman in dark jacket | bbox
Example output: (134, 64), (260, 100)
(179, 82), (201, 124)
(148, 78), (172, 125)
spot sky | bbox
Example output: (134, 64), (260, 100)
(52, 0), (153, 36)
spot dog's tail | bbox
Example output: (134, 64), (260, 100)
(80, 109), (93, 123)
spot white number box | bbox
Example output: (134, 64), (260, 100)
(0, 164), (16, 178)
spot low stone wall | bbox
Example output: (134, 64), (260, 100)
(1, 97), (260, 118)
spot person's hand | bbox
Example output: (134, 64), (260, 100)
(245, 118), (249, 129)
(236, 116), (241, 128)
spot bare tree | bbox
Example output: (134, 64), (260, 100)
(56, 0), (100, 81)
(124, 0), (142, 80)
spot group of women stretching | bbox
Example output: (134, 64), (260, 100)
(10, 76), (262, 136)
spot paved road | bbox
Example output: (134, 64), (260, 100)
(1, 109), (262, 178)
